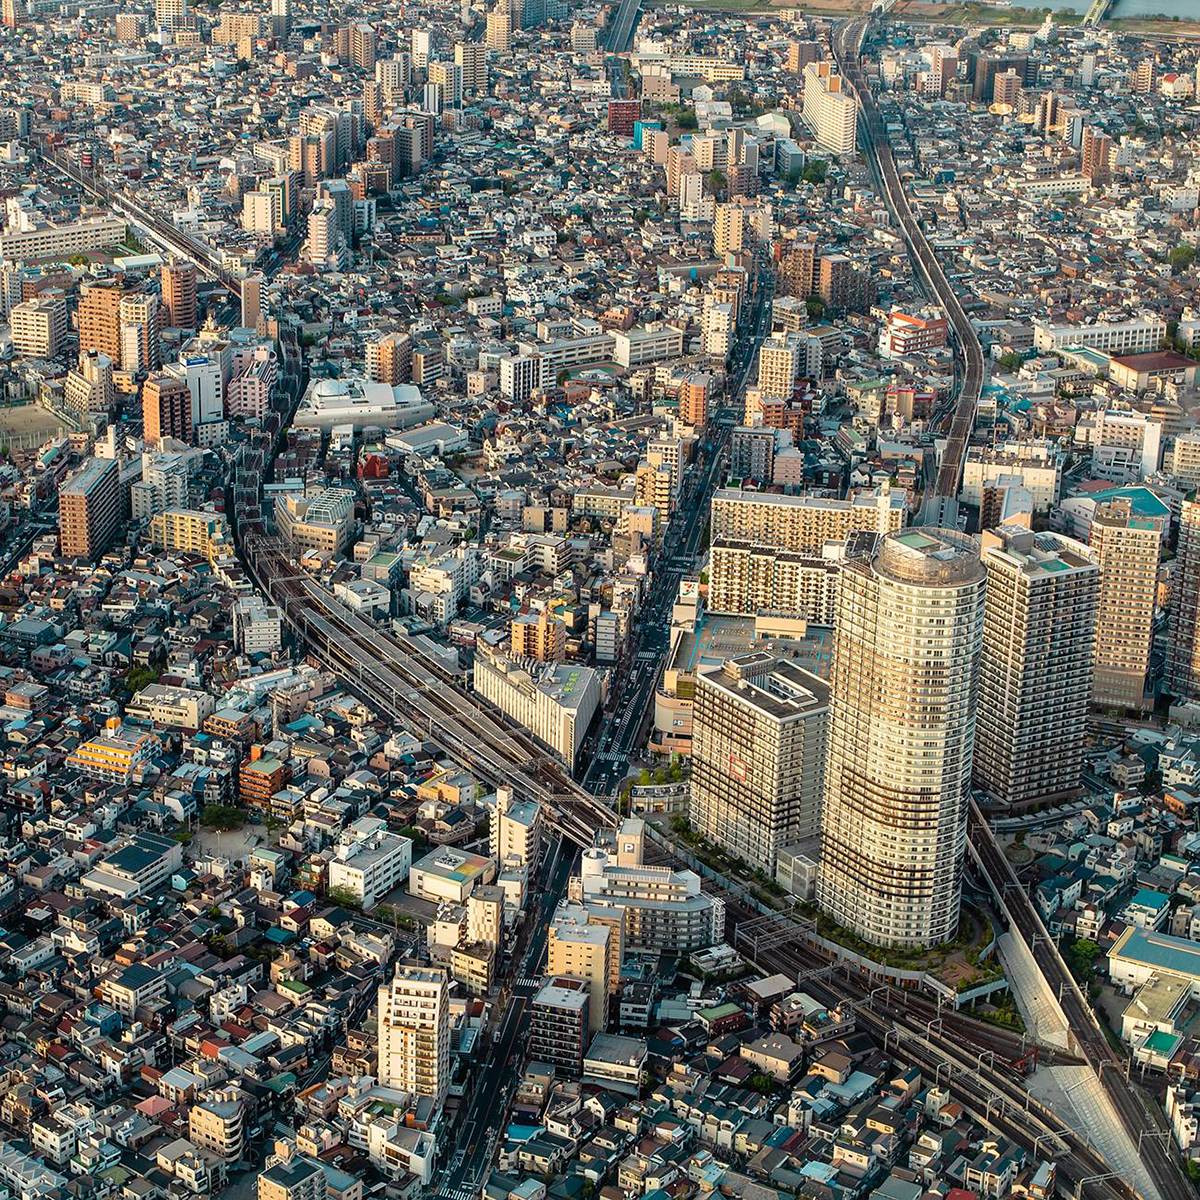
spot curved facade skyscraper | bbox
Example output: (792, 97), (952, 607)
(818, 528), (985, 949)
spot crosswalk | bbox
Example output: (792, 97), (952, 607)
(515, 975), (543, 991)
(593, 751), (627, 763)
(437, 1187), (476, 1200)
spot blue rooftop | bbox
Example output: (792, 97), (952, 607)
(1112, 927), (1200, 977)
(1091, 486), (1170, 521)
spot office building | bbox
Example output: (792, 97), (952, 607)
(974, 527), (1099, 807)
(276, 487), (356, 556)
(818, 529), (986, 949)
(1167, 499), (1200, 702)
(59, 457), (121, 561)
(1091, 498), (1162, 711)
(710, 484), (906, 556)
(160, 262), (197, 331)
(529, 978), (590, 1077)
(473, 645), (600, 772)
(376, 965), (450, 1104)
(690, 655), (830, 871)
(801, 61), (857, 155)
(10, 295), (66, 357)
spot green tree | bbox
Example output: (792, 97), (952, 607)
(805, 295), (826, 320)
(706, 169), (727, 196)
(125, 664), (162, 693)
(998, 351), (1024, 373)
(327, 886), (363, 910)
(1168, 244), (1196, 273)
(201, 804), (244, 831)
(1067, 938), (1101, 980)
(676, 109), (698, 131)
(801, 159), (828, 184)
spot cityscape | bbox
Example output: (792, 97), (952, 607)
(0, 0), (1199, 1199)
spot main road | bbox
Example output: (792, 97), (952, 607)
(582, 268), (775, 797)
(830, 16), (985, 508)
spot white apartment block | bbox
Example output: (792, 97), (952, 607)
(575, 847), (725, 953)
(960, 441), (1062, 512)
(1033, 315), (1167, 356)
(707, 539), (841, 624)
(328, 817), (412, 910)
(1075, 408), (1163, 482)
(376, 965), (450, 1104)
(709, 484), (906, 556)
(801, 61), (858, 156)
(233, 596), (285, 655)
(690, 655), (830, 869)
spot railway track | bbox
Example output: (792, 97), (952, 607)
(831, 17), (984, 502)
(243, 534), (618, 848)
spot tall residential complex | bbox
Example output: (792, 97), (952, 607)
(1090, 498), (1162, 711)
(1167, 498), (1200, 702)
(10, 295), (66, 358)
(818, 529), (985, 949)
(59, 457), (122, 561)
(376, 965), (450, 1104)
(546, 902), (615, 1036)
(78, 279), (124, 361)
(709, 484), (906, 556)
(974, 527), (1099, 807)
(756, 333), (804, 397)
(689, 654), (829, 871)
(801, 61), (857, 156)
(366, 331), (412, 385)
(160, 262), (198, 331)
